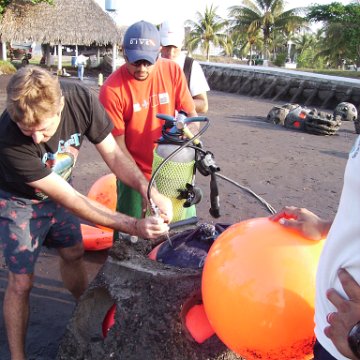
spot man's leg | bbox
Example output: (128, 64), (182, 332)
(3, 272), (34, 360)
(0, 189), (43, 360)
(58, 242), (88, 300)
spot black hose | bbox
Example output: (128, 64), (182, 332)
(216, 173), (277, 215)
(169, 216), (199, 230)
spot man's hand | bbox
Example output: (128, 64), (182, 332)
(135, 215), (170, 240)
(324, 268), (360, 359)
(269, 206), (331, 240)
(149, 190), (173, 223)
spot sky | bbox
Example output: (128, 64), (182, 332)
(95, 0), (352, 27)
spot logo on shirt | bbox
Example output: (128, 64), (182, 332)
(45, 148), (78, 180)
(133, 103), (141, 112)
(133, 93), (169, 112)
(35, 133), (81, 200)
(159, 92), (170, 105)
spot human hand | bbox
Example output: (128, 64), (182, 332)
(186, 122), (200, 137)
(324, 268), (360, 359)
(269, 206), (329, 240)
(135, 216), (170, 240)
(149, 191), (173, 223)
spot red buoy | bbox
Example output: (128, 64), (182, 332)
(81, 223), (113, 251)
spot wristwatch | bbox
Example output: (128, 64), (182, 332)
(348, 321), (360, 359)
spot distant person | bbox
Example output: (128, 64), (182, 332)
(0, 66), (171, 360)
(99, 20), (198, 227)
(160, 20), (210, 113)
(75, 53), (88, 81)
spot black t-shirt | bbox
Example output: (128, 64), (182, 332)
(0, 80), (113, 200)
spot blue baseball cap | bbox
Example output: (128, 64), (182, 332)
(123, 21), (160, 64)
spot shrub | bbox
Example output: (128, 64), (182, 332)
(274, 52), (287, 67)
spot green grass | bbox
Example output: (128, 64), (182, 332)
(28, 56), (73, 68)
(1, 55), (77, 76)
(296, 68), (360, 79)
(0, 60), (17, 75)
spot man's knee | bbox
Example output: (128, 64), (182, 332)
(58, 242), (85, 263)
(7, 272), (34, 296)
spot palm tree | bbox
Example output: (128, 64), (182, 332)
(221, 33), (236, 57)
(286, 28), (328, 69)
(314, 22), (348, 69)
(228, 0), (306, 61)
(243, 29), (263, 63)
(293, 31), (316, 58)
(267, 29), (287, 61)
(185, 4), (228, 61)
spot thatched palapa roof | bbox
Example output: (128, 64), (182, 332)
(0, 0), (123, 45)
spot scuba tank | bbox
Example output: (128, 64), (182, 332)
(148, 112), (277, 227)
(151, 111), (204, 222)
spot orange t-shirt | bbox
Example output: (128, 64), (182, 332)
(99, 58), (195, 178)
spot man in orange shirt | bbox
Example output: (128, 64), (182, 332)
(99, 21), (197, 233)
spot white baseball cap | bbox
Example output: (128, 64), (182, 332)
(160, 20), (184, 48)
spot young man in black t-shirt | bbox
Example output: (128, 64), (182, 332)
(0, 66), (172, 360)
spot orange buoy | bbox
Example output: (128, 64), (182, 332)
(185, 304), (215, 343)
(87, 173), (117, 231)
(202, 217), (324, 359)
(81, 223), (113, 251)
